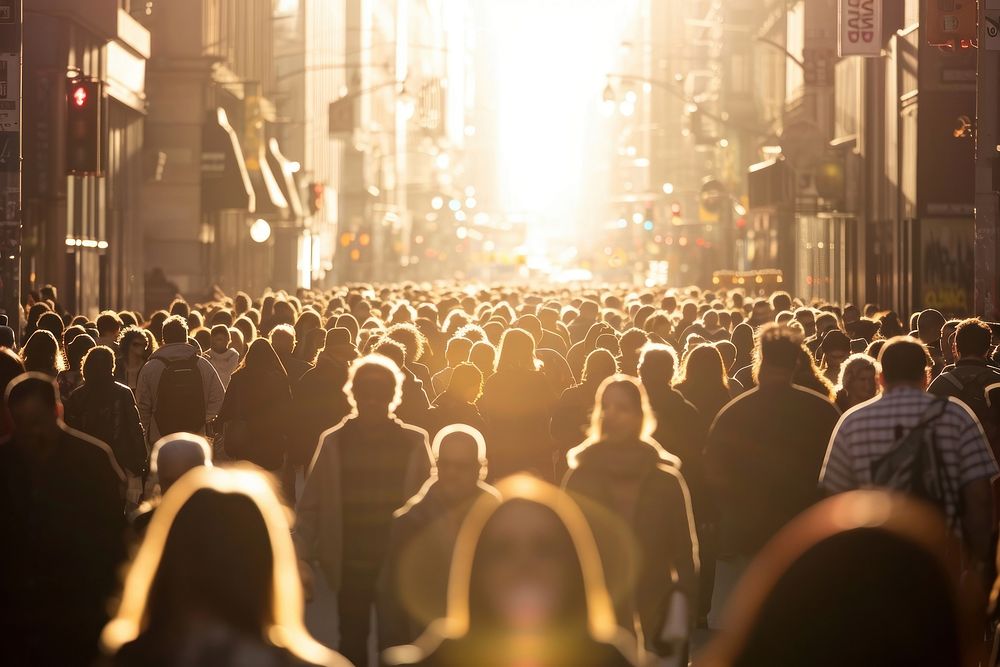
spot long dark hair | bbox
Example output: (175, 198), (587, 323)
(237, 338), (288, 381)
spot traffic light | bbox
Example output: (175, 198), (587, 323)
(308, 182), (325, 216)
(66, 78), (102, 175)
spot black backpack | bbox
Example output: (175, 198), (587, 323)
(939, 366), (1000, 446)
(870, 398), (954, 525)
(153, 356), (206, 436)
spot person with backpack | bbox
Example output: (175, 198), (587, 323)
(820, 335), (998, 577)
(135, 315), (225, 446)
(928, 317), (1000, 458)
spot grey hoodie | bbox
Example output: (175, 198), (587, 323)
(135, 342), (225, 444)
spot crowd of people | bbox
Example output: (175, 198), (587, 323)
(2, 282), (1000, 666)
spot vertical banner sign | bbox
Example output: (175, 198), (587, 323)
(838, 0), (882, 57)
(0, 0), (18, 338)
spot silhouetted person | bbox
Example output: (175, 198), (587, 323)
(104, 466), (350, 667)
(115, 325), (154, 392)
(65, 345), (148, 506)
(478, 328), (557, 480)
(425, 362), (487, 440)
(295, 355), (432, 667)
(21, 329), (62, 378)
(271, 324), (313, 384)
(378, 425), (500, 650)
(698, 492), (978, 667)
(564, 376), (698, 659)
(706, 324), (840, 626)
(216, 338), (292, 471)
(833, 353), (880, 412)
(206, 324), (240, 389)
(675, 344), (733, 425)
(374, 337), (432, 431)
(57, 333), (94, 402)
(384, 476), (638, 667)
(0, 374), (126, 666)
(136, 315), (225, 444)
(550, 348), (617, 455)
(821, 335), (998, 575)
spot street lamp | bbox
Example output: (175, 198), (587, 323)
(250, 219), (272, 243)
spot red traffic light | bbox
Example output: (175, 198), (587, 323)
(670, 202), (682, 216)
(72, 85), (88, 107)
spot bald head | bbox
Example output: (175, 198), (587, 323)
(150, 433), (212, 492)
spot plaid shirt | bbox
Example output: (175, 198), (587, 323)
(820, 386), (999, 528)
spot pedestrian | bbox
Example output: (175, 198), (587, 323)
(270, 323), (312, 383)
(0, 373), (125, 666)
(430, 336), (473, 398)
(468, 340), (496, 381)
(294, 354), (432, 667)
(818, 329), (852, 384)
(21, 329), (62, 378)
(129, 432), (213, 538)
(135, 315), (225, 444)
(377, 424), (500, 651)
(115, 326), (154, 392)
(564, 376), (698, 659)
(216, 338), (292, 471)
(705, 324), (840, 627)
(205, 323), (240, 389)
(95, 310), (123, 350)
(64, 345), (148, 506)
(928, 318), (1000, 456)
(917, 308), (948, 377)
(383, 475), (638, 667)
(425, 362), (487, 440)
(0, 348), (24, 438)
(103, 466), (350, 667)
(833, 352), (880, 412)
(675, 344), (733, 425)
(550, 348), (617, 456)
(374, 337), (432, 430)
(57, 332), (94, 402)
(288, 327), (356, 480)
(820, 335), (998, 576)
(698, 491), (978, 667)
(478, 327), (558, 480)
(792, 346), (836, 400)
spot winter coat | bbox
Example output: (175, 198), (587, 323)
(216, 367), (292, 470)
(478, 367), (557, 480)
(65, 379), (148, 475)
(288, 355), (352, 467)
(134, 343), (225, 445)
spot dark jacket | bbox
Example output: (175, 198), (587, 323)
(217, 367), (293, 470)
(0, 426), (126, 666)
(563, 440), (699, 652)
(644, 385), (710, 520)
(288, 356), (352, 467)
(478, 367), (557, 480)
(65, 379), (148, 475)
(396, 367), (432, 431)
(550, 380), (602, 454)
(425, 392), (486, 441)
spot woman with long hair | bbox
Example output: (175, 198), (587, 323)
(21, 329), (63, 378)
(834, 353), (880, 412)
(790, 347), (836, 402)
(57, 333), (94, 402)
(675, 344), (733, 425)
(384, 475), (638, 667)
(563, 376), (698, 661)
(215, 339), (292, 471)
(103, 466), (350, 667)
(478, 328), (557, 481)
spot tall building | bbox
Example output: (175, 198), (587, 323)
(140, 0), (295, 307)
(24, 0), (151, 315)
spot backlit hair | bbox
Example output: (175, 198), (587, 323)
(586, 374), (658, 444)
(344, 353), (405, 416)
(102, 466), (345, 666)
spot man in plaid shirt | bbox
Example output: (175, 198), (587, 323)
(820, 336), (998, 571)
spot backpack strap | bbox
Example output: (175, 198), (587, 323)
(941, 373), (964, 392)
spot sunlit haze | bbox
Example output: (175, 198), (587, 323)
(480, 0), (639, 237)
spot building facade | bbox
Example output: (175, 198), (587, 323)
(24, 0), (150, 316)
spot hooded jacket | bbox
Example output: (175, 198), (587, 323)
(205, 347), (241, 389)
(563, 439), (699, 654)
(134, 343), (226, 445)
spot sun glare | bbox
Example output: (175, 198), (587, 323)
(480, 0), (639, 238)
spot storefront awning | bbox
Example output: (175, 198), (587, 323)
(201, 108), (255, 213)
(266, 138), (304, 221)
(247, 142), (289, 221)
